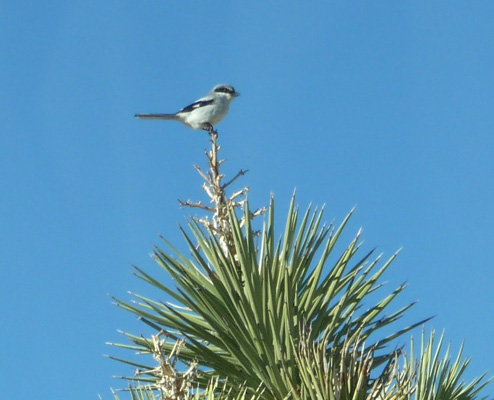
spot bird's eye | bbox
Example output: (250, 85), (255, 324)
(215, 86), (234, 94)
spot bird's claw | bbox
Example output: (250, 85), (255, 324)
(205, 124), (217, 136)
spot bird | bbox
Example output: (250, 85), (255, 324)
(135, 84), (240, 133)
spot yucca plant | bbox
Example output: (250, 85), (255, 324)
(107, 131), (491, 400)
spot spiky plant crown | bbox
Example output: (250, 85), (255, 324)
(107, 130), (491, 400)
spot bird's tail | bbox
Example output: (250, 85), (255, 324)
(134, 113), (179, 120)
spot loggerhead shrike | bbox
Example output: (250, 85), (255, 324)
(135, 84), (240, 133)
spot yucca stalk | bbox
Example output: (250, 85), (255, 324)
(177, 130), (264, 255)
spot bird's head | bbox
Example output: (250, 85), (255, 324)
(212, 84), (240, 100)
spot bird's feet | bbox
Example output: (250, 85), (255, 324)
(204, 123), (217, 136)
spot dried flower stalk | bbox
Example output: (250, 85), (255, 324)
(134, 331), (198, 400)
(178, 129), (266, 255)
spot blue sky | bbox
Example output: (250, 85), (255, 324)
(2, 2), (493, 398)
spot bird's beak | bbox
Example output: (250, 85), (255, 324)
(234, 91), (240, 97)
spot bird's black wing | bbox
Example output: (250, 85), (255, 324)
(179, 99), (214, 114)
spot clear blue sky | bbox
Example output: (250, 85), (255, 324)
(2, 2), (493, 398)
